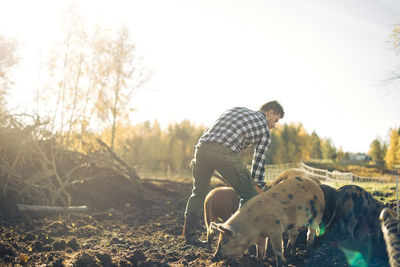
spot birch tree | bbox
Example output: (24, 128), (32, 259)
(45, 3), (91, 136)
(43, 4), (150, 151)
(91, 24), (150, 149)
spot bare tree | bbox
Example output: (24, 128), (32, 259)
(41, 3), (150, 151)
(45, 3), (90, 136)
(91, 24), (150, 149)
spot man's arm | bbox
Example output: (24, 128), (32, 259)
(251, 134), (271, 188)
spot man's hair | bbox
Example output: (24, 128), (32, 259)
(259, 101), (284, 118)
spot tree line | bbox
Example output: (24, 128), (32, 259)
(102, 120), (391, 176)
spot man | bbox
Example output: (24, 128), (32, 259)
(182, 100), (284, 245)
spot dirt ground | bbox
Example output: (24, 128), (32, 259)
(0, 175), (393, 267)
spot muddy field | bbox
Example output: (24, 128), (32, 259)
(0, 175), (393, 266)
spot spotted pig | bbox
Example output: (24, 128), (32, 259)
(211, 176), (325, 266)
(204, 187), (240, 243)
(269, 168), (307, 187)
(380, 208), (400, 267)
(327, 184), (384, 241)
(204, 170), (305, 246)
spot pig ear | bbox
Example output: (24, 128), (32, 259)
(211, 223), (236, 237)
(219, 225), (236, 236)
(210, 222), (221, 231)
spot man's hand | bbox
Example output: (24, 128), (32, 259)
(254, 185), (263, 194)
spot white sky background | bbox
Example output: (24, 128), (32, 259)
(1, 0), (400, 153)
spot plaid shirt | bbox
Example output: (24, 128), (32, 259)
(197, 107), (271, 186)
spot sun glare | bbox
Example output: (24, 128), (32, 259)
(1, 1), (61, 42)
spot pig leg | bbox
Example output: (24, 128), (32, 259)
(306, 227), (317, 251)
(287, 228), (298, 254)
(204, 200), (212, 243)
(269, 233), (286, 267)
(206, 212), (217, 243)
(373, 220), (382, 242)
(256, 237), (268, 261)
(204, 203), (210, 243)
(345, 217), (357, 240)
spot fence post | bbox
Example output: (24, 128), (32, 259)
(395, 166), (400, 218)
(396, 171), (399, 218)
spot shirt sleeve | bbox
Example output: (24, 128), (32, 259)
(251, 134), (271, 186)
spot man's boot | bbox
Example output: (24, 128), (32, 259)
(182, 214), (206, 245)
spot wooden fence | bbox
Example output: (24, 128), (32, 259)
(299, 161), (390, 183)
(264, 162), (301, 180)
(265, 162), (398, 217)
(264, 161), (391, 183)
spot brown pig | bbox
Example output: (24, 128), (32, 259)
(211, 176), (325, 266)
(204, 186), (266, 257)
(204, 186), (240, 243)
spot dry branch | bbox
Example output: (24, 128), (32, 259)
(1, 114), (146, 212)
(96, 138), (141, 181)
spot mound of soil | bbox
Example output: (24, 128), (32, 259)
(0, 176), (392, 266)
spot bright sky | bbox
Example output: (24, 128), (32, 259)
(1, 0), (400, 153)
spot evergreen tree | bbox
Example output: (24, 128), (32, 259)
(310, 132), (322, 159)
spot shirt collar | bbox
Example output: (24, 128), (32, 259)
(258, 111), (270, 131)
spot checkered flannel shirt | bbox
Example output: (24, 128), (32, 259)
(197, 107), (271, 187)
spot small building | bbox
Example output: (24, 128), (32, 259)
(347, 153), (372, 161)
